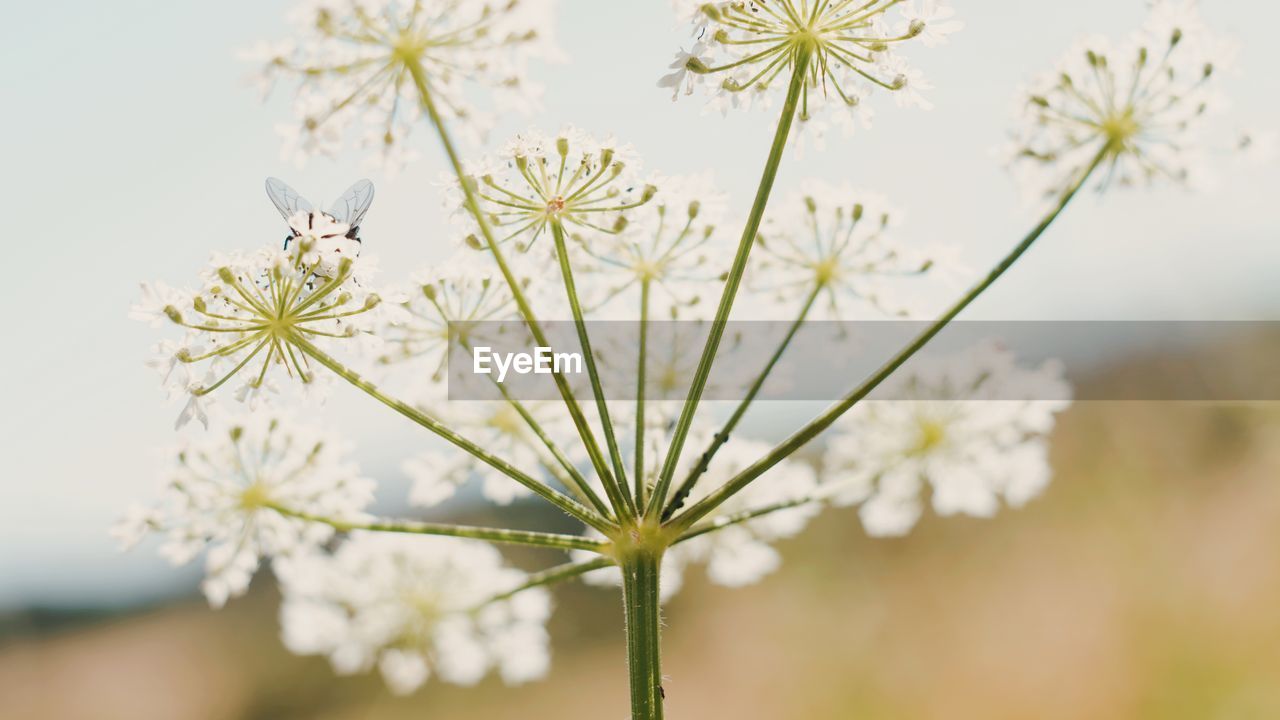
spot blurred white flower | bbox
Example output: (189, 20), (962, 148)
(665, 0), (958, 133)
(277, 533), (552, 694)
(465, 127), (655, 253)
(245, 0), (563, 167)
(671, 436), (821, 587)
(824, 341), (1072, 537)
(1006, 1), (1235, 202)
(136, 239), (390, 426)
(752, 181), (940, 320)
(113, 413), (375, 608)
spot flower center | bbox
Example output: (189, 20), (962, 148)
(911, 419), (948, 455)
(1101, 109), (1140, 149)
(546, 196), (567, 215)
(239, 480), (272, 510)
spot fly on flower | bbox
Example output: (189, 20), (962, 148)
(266, 177), (375, 276)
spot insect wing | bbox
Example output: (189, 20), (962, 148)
(265, 177), (314, 221)
(327, 179), (375, 229)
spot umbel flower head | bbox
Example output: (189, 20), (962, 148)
(112, 413), (375, 608)
(378, 260), (522, 381)
(464, 127), (656, 252)
(661, 0), (960, 129)
(133, 234), (384, 427)
(752, 180), (940, 320)
(1006, 0), (1234, 201)
(574, 172), (729, 316)
(824, 341), (1072, 537)
(244, 0), (561, 166)
(277, 533), (552, 695)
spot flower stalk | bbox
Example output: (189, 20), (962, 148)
(646, 43), (814, 521)
(405, 57), (632, 522)
(290, 334), (614, 533)
(662, 282), (823, 519)
(669, 143), (1113, 533)
(268, 504), (608, 552)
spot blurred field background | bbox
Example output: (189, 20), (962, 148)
(5, 355), (1279, 719)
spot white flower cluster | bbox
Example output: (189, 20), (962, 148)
(752, 180), (946, 320)
(824, 341), (1071, 537)
(244, 0), (562, 167)
(575, 172), (731, 318)
(112, 413), (375, 607)
(1006, 0), (1235, 201)
(661, 0), (961, 134)
(132, 230), (390, 427)
(278, 533), (551, 694)
(464, 126), (655, 253)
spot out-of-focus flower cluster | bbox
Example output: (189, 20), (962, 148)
(112, 413), (375, 607)
(824, 341), (1072, 537)
(242, 0), (562, 168)
(278, 533), (551, 694)
(1005, 0), (1236, 201)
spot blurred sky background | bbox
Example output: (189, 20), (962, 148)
(0, 0), (1276, 610)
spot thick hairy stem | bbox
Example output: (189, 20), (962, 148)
(291, 335), (614, 534)
(270, 505), (606, 552)
(646, 44), (814, 520)
(662, 283), (822, 520)
(622, 550), (665, 720)
(551, 219), (636, 518)
(669, 146), (1112, 532)
(406, 58), (624, 521)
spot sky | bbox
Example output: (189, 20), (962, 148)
(0, 0), (1276, 608)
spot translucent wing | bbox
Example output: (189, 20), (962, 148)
(265, 177), (314, 221)
(327, 179), (375, 228)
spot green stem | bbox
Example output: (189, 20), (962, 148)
(674, 495), (822, 545)
(669, 146), (1113, 533)
(291, 335), (614, 534)
(463, 336), (613, 518)
(478, 556), (615, 607)
(269, 504), (606, 552)
(621, 550), (665, 720)
(662, 282), (821, 520)
(551, 219), (637, 519)
(646, 44), (813, 520)
(406, 58), (624, 521)
(634, 278), (652, 509)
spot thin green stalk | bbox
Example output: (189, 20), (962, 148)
(646, 44), (814, 520)
(290, 334), (614, 535)
(477, 556), (615, 607)
(662, 282), (822, 520)
(406, 58), (627, 521)
(669, 145), (1113, 533)
(634, 278), (652, 509)
(462, 336), (613, 518)
(621, 550), (665, 720)
(551, 219), (637, 519)
(269, 504), (607, 552)
(673, 495), (822, 544)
